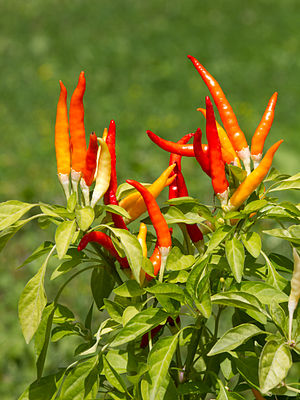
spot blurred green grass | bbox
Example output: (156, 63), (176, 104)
(1, 0), (300, 397)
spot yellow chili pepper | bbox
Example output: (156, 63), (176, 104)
(223, 140), (283, 212)
(197, 107), (241, 167)
(55, 80), (71, 199)
(90, 138), (111, 208)
(119, 164), (176, 223)
(137, 223), (148, 257)
(288, 247), (300, 342)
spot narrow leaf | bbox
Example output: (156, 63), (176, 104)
(55, 220), (76, 259)
(225, 238), (245, 282)
(0, 200), (36, 231)
(206, 225), (232, 253)
(241, 232), (261, 258)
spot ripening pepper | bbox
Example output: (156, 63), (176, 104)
(90, 138), (111, 208)
(80, 132), (99, 205)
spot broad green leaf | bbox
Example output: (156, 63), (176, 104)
(111, 308), (167, 347)
(0, 218), (34, 252)
(262, 252), (288, 291)
(269, 252), (293, 273)
(186, 260), (211, 317)
(259, 341), (292, 393)
(211, 292), (266, 315)
(208, 323), (265, 356)
(18, 241), (54, 269)
(264, 167), (289, 182)
(235, 354), (259, 388)
(163, 205), (204, 224)
(18, 247), (54, 343)
(206, 225), (233, 253)
(75, 206), (94, 231)
(39, 203), (74, 219)
(270, 302), (286, 333)
(91, 267), (115, 308)
(103, 355), (128, 393)
(227, 165), (247, 183)
(269, 172), (300, 192)
(142, 256), (155, 277)
(225, 238), (245, 282)
(105, 226), (143, 283)
(106, 349), (136, 375)
(104, 204), (131, 220)
(113, 280), (145, 297)
(67, 191), (77, 212)
(167, 270), (189, 283)
(232, 282), (288, 305)
(241, 232), (261, 258)
(263, 225), (300, 245)
(146, 283), (185, 302)
(34, 302), (55, 379)
(0, 200), (36, 231)
(148, 333), (179, 400)
(104, 299), (124, 324)
(280, 201), (300, 216)
(55, 220), (76, 259)
(166, 246), (195, 271)
(59, 355), (99, 400)
(51, 322), (81, 342)
(243, 200), (268, 214)
(18, 371), (64, 400)
(53, 304), (75, 324)
(122, 305), (140, 326)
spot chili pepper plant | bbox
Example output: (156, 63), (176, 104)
(2, 56), (300, 400)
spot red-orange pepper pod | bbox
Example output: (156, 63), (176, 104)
(126, 179), (171, 282)
(206, 96), (229, 206)
(169, 133), (194, 199)
(188, 56), (251, 174)
(223, 140), (283, 212)
(176, 169), (204, 253)
(80, 132), (99, 205)
(103, 120), (128, 230)
(251, 92), (278, 169)
(147, 130), (195, 157)
(78, 231), (129, 269)
(69, 71), (87, 191)
(55, 80), (71, 199)
(146, 244), (161, 281)
(193, 128), (211, 176)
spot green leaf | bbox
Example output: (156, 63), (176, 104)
(104, 299), (124, 324)
(51, 322), (81, 342)
(241, 232), (261, 258)
(34, 302), (55, 379)
(18, 241), (54, 269)
(163, 205), (204, 224)
(53, 304), (75, 324)
(55, 220), (76, 259)
(263, 252), (288, 291)
(166, 246), (195, 271)
(75, 206), (94, 231)
(235, 354), (259, 388)
(18, 371), (64, 400)
(148, 333), (179, 400)
(263, 225), (300, 245)
(103, 355), (128, 393)
(0, 200), (36, 231)
(186, 260), (211, 317)
(91, 267), (115, 308)
(211, 291), (266, 315)
(259, 341), (292, 393)
(227, 165), (247, 183)
(206, 225), (233, 253)
(18, 247), (54, 343)
(67, 192), (77, 212)
(106, 349), (137, 375)
(113, 280), (145, 297)
(208, 323), (265, 356)
(225, 238), (245, 283)
(104, 204), (132, 220)
(243, 200), (268, 214)
(269, 172), (300, 192)
(111, 308), (168, 347)
(59, 355), (99, 400)
(146, 283), (186, 302)
(0, 218), (34, 252)
(232, 282), (288, 305)
(270, 302), (287, 333)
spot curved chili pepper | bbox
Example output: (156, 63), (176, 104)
(169, 133), (194, 199)
(120, 164), (176, 223)
(288, 248), (300, 342)
(197, 107), (240, 167)
(188, 56), (251, 174)
(69, 71), (87, 190)
(206, 96), (229, 206)
(193, 128), (211, 176)
(78, 231), (129, 268)
(251, 92), (278, 168)
(224, 140), (283, 212)
(108, 191), (129, 230)
(90, 138), (111, 208)
(55, 80), (71, 198)
(137, 223), (148, 257)
(147, 130), (195, 156)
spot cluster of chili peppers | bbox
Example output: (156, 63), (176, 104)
(55, 56), (283, 285)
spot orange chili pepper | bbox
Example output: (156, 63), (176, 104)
(188, 56), (251, 174)
(82, 133), (99, 187)
(197, 107), (240, 167)
(223, 140), (283, 212)
(55, 80), (71, 198)
(251, 92), (278, 168)
(146, 245), (161, 280)
(69, 71), (87, 189)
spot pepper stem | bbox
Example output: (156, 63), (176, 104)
(158, 246), (170, 282)
(71, 169), (81, 200)
(80, 178), (90, 206)
(58, 173), (71, 200)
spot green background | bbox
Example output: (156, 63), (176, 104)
(0, 0), (299, 398)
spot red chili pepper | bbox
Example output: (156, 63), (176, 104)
(147, 130), (195, 157)
(145, 244), (161, 281)
(193, 128), (211, 176)
(78, 231), (129, 269)
(69, 71), (87, 175)
(82, 132), (98, 186)
(103, 120), (128, 230)
(251, 92), (278, 168)
(188, 56), (251, 174)
(126, 180), (171, 249)
(169, 133), (194, 199)
(140, 324), (164, 348)
(205, 96), (229, 205)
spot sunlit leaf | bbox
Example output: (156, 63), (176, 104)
(55, 220), (76, 259)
